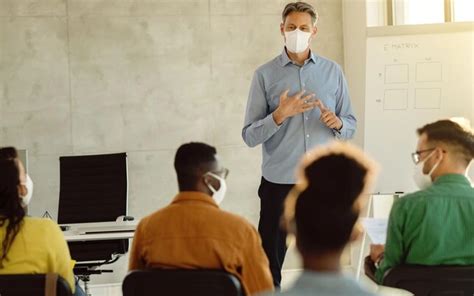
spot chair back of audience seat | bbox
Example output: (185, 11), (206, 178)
(123, 269), (244, 296)
(0, 273), (72, 296)
(383, 264), (474, 296)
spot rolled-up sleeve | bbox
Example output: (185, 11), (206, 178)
(242, 71), (280, 147)
(334, 67), (356, 140)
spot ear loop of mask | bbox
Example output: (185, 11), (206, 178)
(204, 173), (219, 193)
(427, 149), (443, 176)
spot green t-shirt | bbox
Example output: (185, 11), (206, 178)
(376, 174), (474, 283)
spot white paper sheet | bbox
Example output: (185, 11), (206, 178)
(362, 218), (388, 244)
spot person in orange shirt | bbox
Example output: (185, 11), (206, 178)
(129, 142), (274, 295)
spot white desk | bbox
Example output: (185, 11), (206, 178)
(61, 221), (138, 242)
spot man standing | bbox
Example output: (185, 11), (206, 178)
(242, 2), (356, 287)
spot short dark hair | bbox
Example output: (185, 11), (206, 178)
(174, 142), (217, 191)
(286, 143), (375, 254)
(417, 119), (474, 165)
(282, 2), (319, 25)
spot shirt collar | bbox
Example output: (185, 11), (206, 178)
(280, 47), (317, 66)
(171, 191), (219, 208)
(433, 173), (472, 187)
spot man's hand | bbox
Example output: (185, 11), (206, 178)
(370, 244), (385, 263)
(272, 89), (317, 125)
(316, 100), (343, 130)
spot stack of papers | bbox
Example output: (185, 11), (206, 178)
(362, 218), (388, 244)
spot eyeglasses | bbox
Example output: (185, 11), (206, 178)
(209, 168), (229, 180)
(411, 148), (435, 164)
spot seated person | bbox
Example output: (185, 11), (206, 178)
(0, 147), (84, 295)
(128, 142), (273, 295)
(261, 142), (378, 296)
(369, 119), (474, 283)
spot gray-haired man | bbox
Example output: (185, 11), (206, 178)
(242, 2), (356, 287)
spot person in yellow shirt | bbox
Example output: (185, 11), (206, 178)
(0, 147), (84, 295)
(129, 142), (274, 295)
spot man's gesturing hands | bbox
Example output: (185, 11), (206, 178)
(272, 89), (317, 125)
(273, 89), (342, 131)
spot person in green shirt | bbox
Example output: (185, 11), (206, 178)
(369, 119), (474, 284)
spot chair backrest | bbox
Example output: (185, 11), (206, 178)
(383, 265), (474, 296)
(122, 269), (245, 296)
(58, 153), (128, 224)
(58, 153), (129, 264)
(0, 274), (72, 296)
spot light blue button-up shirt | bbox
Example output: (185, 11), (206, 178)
(259, 271), (377, 296)
(242, 49), (356, 184)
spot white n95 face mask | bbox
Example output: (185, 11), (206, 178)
(284, 29), (312, 54)
(205, 173), (227, 205)
(20, 174), (34, 207)
(413, 151), (440, 190)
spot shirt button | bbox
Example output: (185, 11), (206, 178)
(306, 134), (309, 138)
(305, 117), (308, 120)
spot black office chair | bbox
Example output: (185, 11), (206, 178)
(58, 153), (130, 294)
(382, 265), (474, 296)
(0, 274), (72, 296)
(122, 269), (245, 296)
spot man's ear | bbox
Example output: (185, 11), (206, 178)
(203, 174), (220, 191)
(434, 147), (445, 162)
(280, 23), (285, 36)
(311, 26), (318, 38)
(203, 174), (212, 187)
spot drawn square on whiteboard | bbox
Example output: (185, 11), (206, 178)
(384, 89), (408, 110)
(415, 88), (441, 109)
(416, 62), (442, 82)
(385, 64), (409, 84)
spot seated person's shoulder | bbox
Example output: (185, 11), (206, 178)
(22, 217), (62, 236)
(314, 54), (343, 71)
(23, 216), (59, 229)
(396, 189), (431, 206)
(215, 210), (258, 236)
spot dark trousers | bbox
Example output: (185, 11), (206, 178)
(258, 177), (294, 288)
(364, 256), (377, 282)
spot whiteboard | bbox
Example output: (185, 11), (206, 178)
(365, 30), (473, 193)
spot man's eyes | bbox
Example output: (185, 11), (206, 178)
(287, 26), (310, 31)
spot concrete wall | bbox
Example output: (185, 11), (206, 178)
(0, 0), (345, 285)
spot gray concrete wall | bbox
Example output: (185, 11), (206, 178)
(0, 0), (345, 285)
